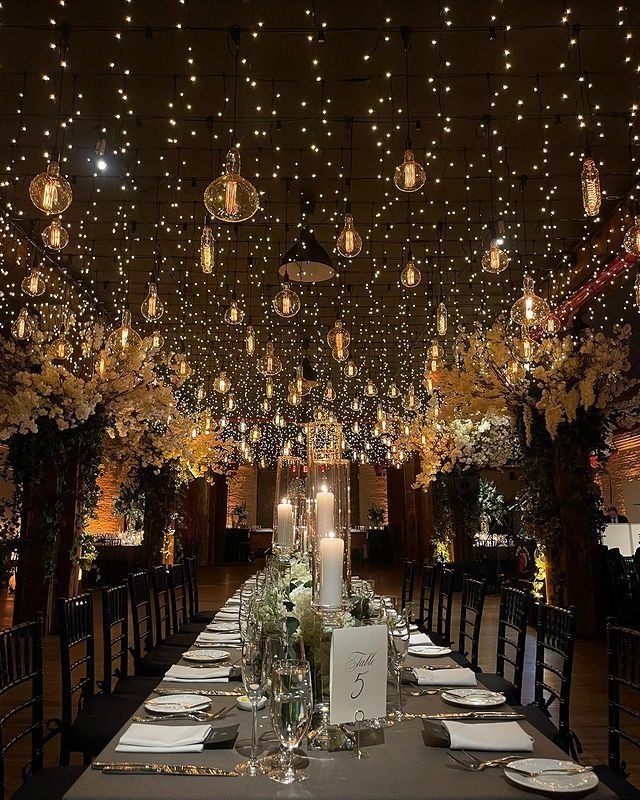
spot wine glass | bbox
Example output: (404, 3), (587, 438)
(267, 660), (313, 784)
(384, 598), (411, 721)
(234, 634), (268, 776)
(239, 588), (258, 643)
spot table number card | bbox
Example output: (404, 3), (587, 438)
(329, 624), (387, 724)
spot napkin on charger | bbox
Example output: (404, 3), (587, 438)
(409, 632), (434, 646)
(196, 631), (241, 644)
(442, 720), (534, 752)
(413, 667), (477, 687)
(116, 723), (212, 753)
(163, 665), (231, 683)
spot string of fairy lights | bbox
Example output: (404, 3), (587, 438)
(2, 1), (640, 467)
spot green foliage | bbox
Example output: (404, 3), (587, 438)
(367, 503), (385, 527)
(464, 478), (507, 540)
(433, 474), (455, 563)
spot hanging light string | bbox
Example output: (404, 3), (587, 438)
(229, 25), (241, 147)
(53, 24), (70, 163)
(401, 25), (412, 150)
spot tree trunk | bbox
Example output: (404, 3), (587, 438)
(143, 468), (177, 566)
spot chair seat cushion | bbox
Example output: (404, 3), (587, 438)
(134, 645), (182, 677)
(593, 765), (640, 800)
(68, 693), (137, 757)
(11, 765), (87, 800)
(477, 673), (518, 704)
(514, 704), (559, 741)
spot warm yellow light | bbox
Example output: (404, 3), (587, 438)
(394, 149), (426, 192)
(141, 282), (164, 321)
(400, 259), (421, 288)
(481, 239), (509, 274)
(203, 148), (259, 223)
(336, 213), (362, 257)
(245, 324), (256, 355)
(436, 301), (448, 336)
(29, 161), (72, 215)
(273, 278), (300, 318)
(581, 157), (601, 217)
(108, 309), (142, 356)
(364, 378), (378, 397)
(200, 224), (215, 273)
(213, 370), (231, 394)
(21, 268), (46, 297)
(11, 308), (33, 341)
(42, 217), (69, 250)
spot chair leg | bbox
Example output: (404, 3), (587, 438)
(83, 751), (93, 765)
(59, 739), (71, 766)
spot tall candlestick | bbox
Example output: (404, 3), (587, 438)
(316, 485), (335, 540)
(277, 499), (294, 549)
(319, 532), (344, 608)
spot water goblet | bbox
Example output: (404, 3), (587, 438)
(267, 660), (313, 784)
(234, 634), (268, 776)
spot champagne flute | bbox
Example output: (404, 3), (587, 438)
(268, 660), (313, 784)
(384, 598), (411, 721)
(235, 635), (268, 776)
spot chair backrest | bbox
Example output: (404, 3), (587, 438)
(401, 560), (415, 612)
(150, 565), (173, 643)
(533, 603), (577, 747)
(496, 584), (529, 705)
(184, 556), (200, 620)
(101, 584), (130, 693)
(436, 567), (454, 643)
(169, 563), (189, 632)
(457, 575), (486, 670)
(606, 618), (640, 774)
(0, 616), (44, 800)
(128, 570), (154, 662)
(621, 556), (640, 602)
(58, 594), (96, 739)
(418, 563), (439, 630)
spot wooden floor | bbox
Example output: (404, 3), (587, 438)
(0, 562), (637, 796)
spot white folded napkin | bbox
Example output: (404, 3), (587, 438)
(442, 721), (534, 752)
(206, 624), (240, 633)
(196, 632), (241, 645)
(116, 723), (212, 753)
(163, 664), (231, 683)
(409, 632), (434, 646)
(414, 667), (477, 686)
(215, 611), (239, 620)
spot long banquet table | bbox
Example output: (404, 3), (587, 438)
(65, 579), (616, 800)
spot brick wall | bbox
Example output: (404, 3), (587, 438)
(226, 465), (257, 526)
(358, 465), (388, 526)
(85, 470), (124, 534)
(599, 429), (640, 522)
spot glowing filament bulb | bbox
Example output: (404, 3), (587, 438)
(200, 225), (215, 273)
(141, 282), (164, 321)
(95, 349), (109, 378)
(225, 392), (236, 411)
(245, 325), (256, 355)
(400, 259), (421, 288)
(266, 377), (273, 398)
(635, 273), (640, 309)
(436, 301), (448, 336)
(336, 213), (362, 258)
(42, 217), (69, 250)
(150, 330), (164, 350)
(12, 307), (33, 341)
(581, 157), (601, 217)
(21, 268), (46, 297)
(394, 149), (426, 192)
(364, 378), (378, 397)
(225, 299), (245, 325)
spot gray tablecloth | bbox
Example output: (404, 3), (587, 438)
(65, 597), (615, 800)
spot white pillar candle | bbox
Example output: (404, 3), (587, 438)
(319, 532), (344, 608)
(277, 499), (293, 548)
(316, 485), (335, 540)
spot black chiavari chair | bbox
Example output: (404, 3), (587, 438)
(169, 563), (205, 634)
(418, 562), (439, 632)
(128, 570), (183, 677)
(101, 584), (159, 700)
(516, 603), (581, 758)
(480, 584), (529, 705)
(401, 560), (415, 613)
(149, 565), (196, 648)
(429, 567), (454, 646)
(184, 556), (216, 624)
(58, 594), (136, 765)
(454, 575), (486, 671)
(0, 616), (86, 800)
(593, 620), (640, 800)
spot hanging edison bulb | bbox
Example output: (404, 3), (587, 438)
(257, 340), (282, 376)
(436, 301), (448, 336)
(203, 407), (213, 434)
(29, 161), (73, 215)
(429, 338), (444, 363)
(394, 149), (426, 192)
(400, 258), (421, 288)
(273, 411), (282, 428)
(224, 298), (245, 325)
(327, 319), (350, 351)
(352, 397), (361, 412)
(364, 377), (378, 397)
(545, 313), (561, 335)
(352, 420), (360, 434)
(150, 330), (164, 351)
(481, 238), (510, 274)
(387, 381), (399, 399)
(249, 425), (261, 443)
(287, 390), (301, 407)
(190, 423), (200, 440)
(219, 416), (227, 429)
(423, 371), (435, 394)
(21, 267), (46, 297)
(108, 309), (142, 356)
(11, 307), (33, 341)
(273, 274), (300, 318)
(290, 365), (311, 396)
(623, 216), (640, 256)
(344, 359), (358, 378)
(506, 359), (525, 385)
(176, 353), (192, 379)
(200, 224), (215, 273)
(203, 147), (259, 223)
(262, 398), (271, 413)
(49, 335), (72, 361)
(332, 346), (349, 363)
(41, 217), (69, 252)
(265, 377), (274, 398)
(376, 403), (385, 423)
(141, 282), (164, 322)
(336, 213), (362, 258)
(516, 331), (538, 365)
(95, 349), (109, 378)
(581, 157), (601, 217)
(245, 324), (256, 355)
(403, 383), (417, 411)
(510, 275), (550, 328)
(225, 392), (236, 412)
(635, 273), (640, 309)
(324, 381), (335, 402)
(213, 370), (231, 394)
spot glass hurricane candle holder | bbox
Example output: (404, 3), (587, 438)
(273, 456), (306, 556)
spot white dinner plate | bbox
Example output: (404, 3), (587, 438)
(207, 621), (238, 632)
(408, 646), (452, 657)
(504, 759), (599, 794)
(144, 694), (212, 714)
(181, 649), (229, 662)
(441, 688), (506, 707)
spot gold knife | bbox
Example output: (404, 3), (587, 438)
(406, 711), (525, 720)
(152, 688), (242, 696)
(92, 762), (239, 777)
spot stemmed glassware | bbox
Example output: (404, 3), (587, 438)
(384, 597), (411, 721)
(235, 633), (268, 775)
(267, 660), (313, 784)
